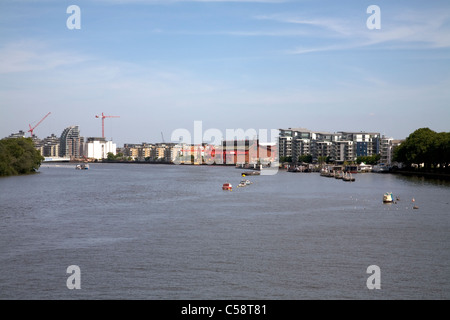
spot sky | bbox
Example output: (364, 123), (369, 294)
(1, 0), (449, 146)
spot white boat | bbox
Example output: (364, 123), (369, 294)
(334, 171), (344, 179)
(76, 164), (89, 170)
(383, 192), (394, 203)
(343, 172), (355, 182)
(373, 164), (390, 173)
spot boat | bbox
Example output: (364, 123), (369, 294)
(334, 171), (344, 179)
(383, 192), (394, 203)
(237, 181), (247, 188)
(320, 168), (335, 177)
(222, 183), (232, 191)
(242, 171), (260, 177)
(343, 172), (355, 182)
(372, 164), (390, 173)
(344, 165), (358, 174)
(238, 179), (252, 187)
(76, 164), (89, 170)
(288, 165), (309, 173)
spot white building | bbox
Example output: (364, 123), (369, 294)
(84, 137), (116, 160)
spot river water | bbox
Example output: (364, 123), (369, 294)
(0, 163), (449, 299)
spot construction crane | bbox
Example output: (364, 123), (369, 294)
(28, 112), (51, 137)
(95, 112), (120, 138)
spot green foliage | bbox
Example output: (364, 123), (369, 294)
(317, 156), (331, 164)
(394, 128), (450, 171)
(106, 152), (125, 161)
(0, 138), (44, 176)
(280, 156), (293, 163)
(356, 154), (381, 165)
(298, 154), (313, 163)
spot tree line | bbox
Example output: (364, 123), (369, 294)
(0, 138), (44, 177)
(394, 128), (450, 171)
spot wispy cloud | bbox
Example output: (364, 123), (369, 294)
(0, 41), (89, 74)
(258, 9), (450, 54)
(155, 29), (309, 37)
(256, 14), (352, 36)
(364, 12), (450, 49)
(93, 0), (288, 3)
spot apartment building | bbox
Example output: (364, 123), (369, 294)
(60, 125), (82, 159)
(279, 128), (381, 163)
(42, 134), (60, 157)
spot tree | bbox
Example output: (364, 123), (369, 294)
(317, 156), (331, 165)
(357, 154), (381, 165)
(298, 154), (313, 163)
(434, 132), (450, 171)
(280, 156), (293, 163)
(0, 138), (44, 176)
(107, 152), (116, 161)
(394, 128), (450, 171)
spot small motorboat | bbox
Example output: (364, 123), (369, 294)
(343, 172), (355, 182)
(222, 183), (232, 191)
(76, 164), (89, 170)
(335, 171), (344, 179)
(237, 180), (252, 188)
(241, 171), (260, 177)
(383, 192), (394, 203)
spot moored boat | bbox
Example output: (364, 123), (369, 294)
(242, 171), (260, 177)
(222, 183), (233, 191)
(343, 172), (355, 182)
(383, 192), (394, 203)
(335, 171), (344, 179)
(373, 164), (390, 173)
(237, 179), (252, 187)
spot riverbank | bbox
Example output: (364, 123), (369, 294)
(390, 170), (450, 181)
(70, 159), (257, 167)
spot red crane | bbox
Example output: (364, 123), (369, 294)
(95, 112), (120, 138)
(28, 112), (51, 137)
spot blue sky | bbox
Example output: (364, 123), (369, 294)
(1, 0), (449, 146)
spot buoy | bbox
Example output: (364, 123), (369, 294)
(412, 198), (415, 202)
